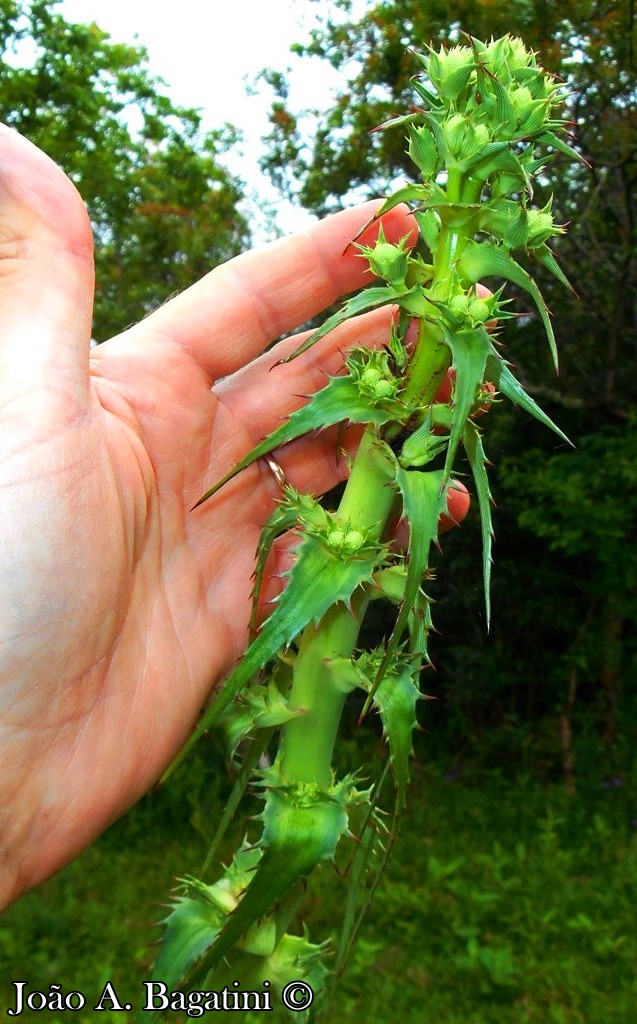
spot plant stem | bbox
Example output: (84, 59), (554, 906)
(280, 432), (395, 785)
(403, 316), (451, 409)
(280, 219), (461, 787)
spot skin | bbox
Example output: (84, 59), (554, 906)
(0, 125), (468, 910)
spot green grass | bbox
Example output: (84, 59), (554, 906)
(1, 758), (635, 1023)
(326, 765), (637, 1023)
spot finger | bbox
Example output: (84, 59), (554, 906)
(0, 125), (94, 408)
(214, 303), (396, 439)
(138, 200), (416, 382)
(439, 479), (471, 534)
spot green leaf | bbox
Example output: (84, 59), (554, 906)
(488, 73), (517, 134)
(439, 323), (491, 486)
(144, 843), (263, 1021)
(369, 182), (432, 218)
(410, 77), (441, 109)
(367, 655), (422, 808)
(502, 203), (531, 251)
(394, 467), (448, 642)
(218, 679), (301, 758)
(150, 878), (225, 998)
(280, 285), (401, 363)
(194, 374), (403, 507)
(400, 410), (449, 468)
(532, 242), (576, 293)
(249, 488), (314, 635)
(538, 128), (585, 164)
(164, 535), (381, 778)
(460, 240), (559, 372)
(190, 771), (363, 982)
(408, 124), (441, 179)
(486, 351), (572, 445)
(363, 467), (448, 712)
(421, 110), (453, 164)
(457, 140), (511, 179)
(464, 421), (494, 626)
(412, 208), (440, 255)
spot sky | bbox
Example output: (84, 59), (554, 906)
(58, 0), (349, 238)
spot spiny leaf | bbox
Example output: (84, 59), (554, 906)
(191, 773), (361, 981)
(331, 763), (396, 991)
(460, 239), (559, 371)
(366, 654), (422, 809)
(407, 587), (436, 660)
(194, 374), (404, 508)
(201, 728), (275, 877)
(249, 489), (312, 635)
(394, 466), (448, 641)
(279, 285), (401, 364)
(532, 242), (576, 293)
(164, 535), (380, 779)
(464, 421), (494, 627)
(363, 467), (448, 716)
(486, 351), (572, 445)
(218, 679), (301, 758)
(370, 110), (422, 134)
(538, 128), (585, 164)
(400, 410), (449, 468)
(145, 842), (263, 1020)
(370, 566), (435, 663)
(149, 879), (225, 1002)
(439, 323), (491, 486)
(366, 182), (431, 220)
(412, 208), (440, 255)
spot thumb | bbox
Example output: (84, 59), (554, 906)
(0, 124), (94, 410)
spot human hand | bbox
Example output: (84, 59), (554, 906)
(0, 125), (468, 908)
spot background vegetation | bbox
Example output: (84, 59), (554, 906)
(0, 0), (249, 339)
(0, 0), (635, 1020)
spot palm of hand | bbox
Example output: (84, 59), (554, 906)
(0, 125), (413, 904)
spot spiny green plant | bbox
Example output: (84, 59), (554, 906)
(144, 34), (580, 1020)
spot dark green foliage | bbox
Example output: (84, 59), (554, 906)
(2, 764), (635, 1023)
(0, 0), (249, 339)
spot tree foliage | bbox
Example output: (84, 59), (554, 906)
(0, 0), (249, 339)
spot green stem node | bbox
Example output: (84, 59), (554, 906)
(280, 432), (396, 786)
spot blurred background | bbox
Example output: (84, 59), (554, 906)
(0, 2), (635, 1021)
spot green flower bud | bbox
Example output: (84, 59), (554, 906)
(467, 297), (491, 323)
(510, 85), (533, 115)
(373, 378), (396, 399)
(448, 293), (471, 324)
(360, 367), (382, 389)
(487, 35), (535, 78)
(427, 44), (475, 101)
(342, 530), (365, 555)
(358, 226), (410, 286)
(326, 525), (366, 556)
(355, 351), (399, 404)
(526, 205), (563, 247)
(326, 528), (346, 551)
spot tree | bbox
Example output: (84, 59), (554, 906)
(0, 0), (250, 339)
